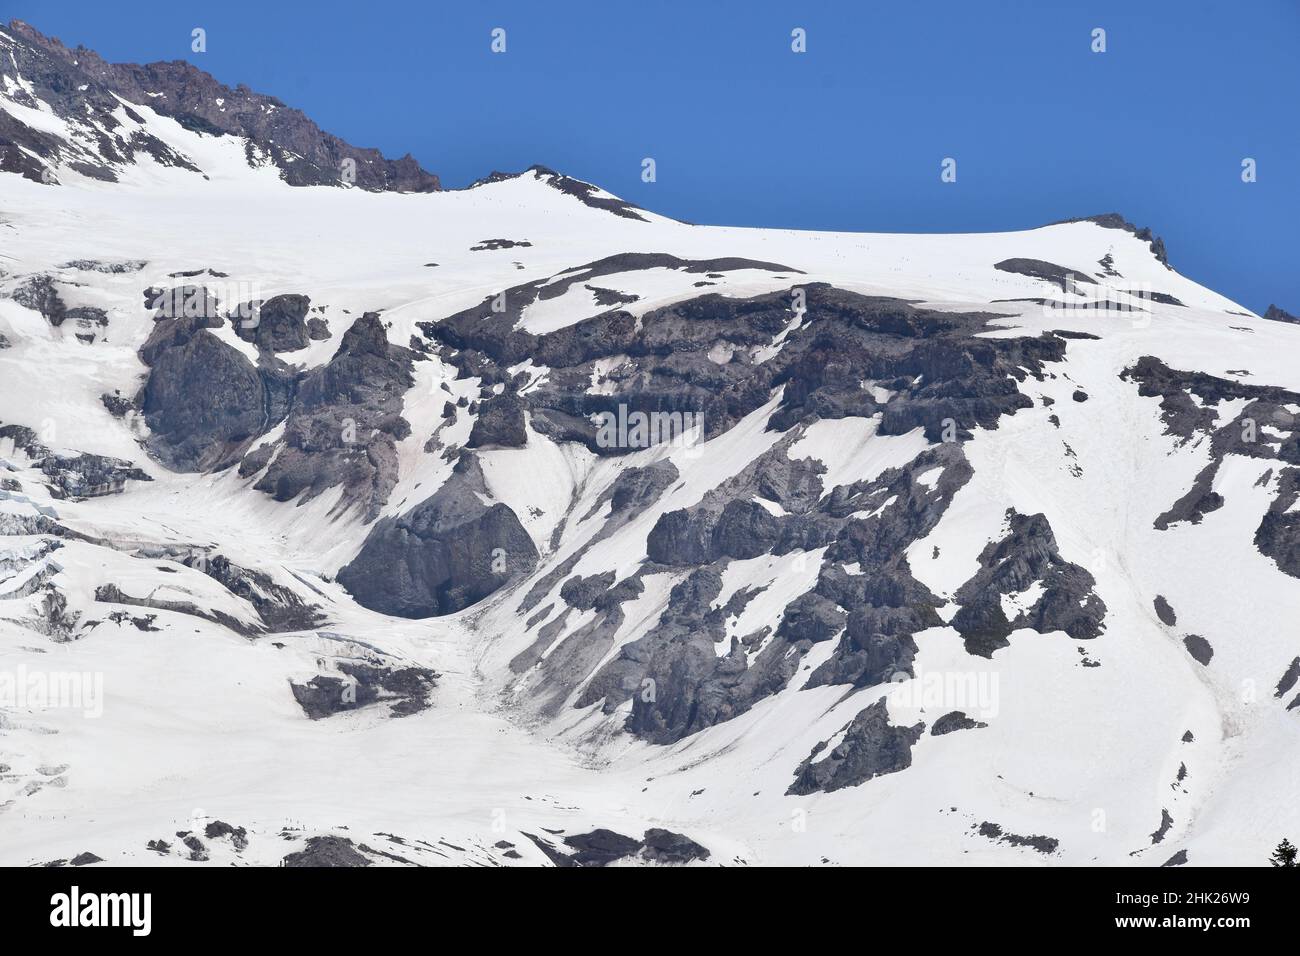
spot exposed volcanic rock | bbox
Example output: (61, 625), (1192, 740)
(1153, 462), (1224, 530)
(39, 452), (151, 499)
(1054, 212), (1171, 268)
(1182, 634), (1213, 666)
(472, 280), (1085, 743)
(1153, 594), (1177, 626)
(204, 820), (249, 851)
(524, 827), (711, 867)
(95, 582), (254, 636)
(233, 293), (313, 353)
(951, 510), (1107, 658)
(931, 711), (988, 735)
(559, 572), (618, 610)
(994, 258), (1098, 291)
(201, 554), (324, 631)
(123, 545), (325, 632)
(1275, 657), (1300, 699)
(469, 166), (654, 222)
(282, 835), (372, 867)
(787, 698), (925, 794)
(642, 828), (712, 864)
(137, 309), (294, 471)
(3, 20), (439, 191)
(466, 394), (527, 448)
(0, 424), (151, 498)
(1123, 357), (1300, 570)
(433, 278), (1067, 461)
(1263, 304), (1300, 325)
(8, 274), (66, 323)
(470, 238), (532, 251)
(645, 441), (825, 566)
(290, 660), (438, 719)
(1255, 468), (1300, 578)
(976, 821), (1059, 855)
(337, 454), (538, 617)
(250, 313), (415, 519)
(0, 22), (199, 184)
(572, 447), (969, 744)
(560, 829), (643, 866)
(61, 259), (148, 274)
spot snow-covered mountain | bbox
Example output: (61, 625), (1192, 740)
(3, 19), (1298, 867)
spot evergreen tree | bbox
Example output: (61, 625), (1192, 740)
(1270, 838), (1298, 867)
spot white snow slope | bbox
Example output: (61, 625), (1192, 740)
(2, 39), (1298, 867)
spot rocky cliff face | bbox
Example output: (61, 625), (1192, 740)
(1, 19), (439, 191)
(4, 18), (1293, 866)
(337, 455), (539, 617)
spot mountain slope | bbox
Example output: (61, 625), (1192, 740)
(2, 21), (1297, 867)
(0, 19), (438, 191)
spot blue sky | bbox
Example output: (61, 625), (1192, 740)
(9, 0), (1298, 312)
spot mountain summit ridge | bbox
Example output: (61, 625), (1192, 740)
(1, 18), (439, 192)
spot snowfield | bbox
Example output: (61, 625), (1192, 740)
(3, 21), (1299, 868)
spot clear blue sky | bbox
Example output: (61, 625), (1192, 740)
(9, 0), (1298, 313)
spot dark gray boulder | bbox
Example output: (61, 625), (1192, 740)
(1153, 594), (1177, 626)
(787, 698), (924, 795)
(1183, 634), (1213, 666)
(560, 829), (643, 867)
(251, 312), (414, 518)
(641, 828), (711, 864)
(559, 572), (616, 610)
(289, 661), (437, 719)
(40, 452), (150, 499)
(994, 258), (1098, 292)
(282, 836), (371, 867)
(931, 711), (988, 735)
(466, 394), (527, 448)
(10, 275), (66, 324)
(233, 293), (312, 353)
(951, 510), (1106, 657)
(337, 455), (538, 617)
(137, 314), (291, 471)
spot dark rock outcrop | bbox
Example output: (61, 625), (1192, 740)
(1054, 213), (1170, 267)
(282, 836), (372, 867)
(250, 313), (415, 519)
(787, 698), (924, 795)
(39, 452), (151, 499)
(470, 166), (653, 222)
(1182, 634), (1213, 666)
(931, 710), (987, 735)
(233, 293), (312, 353)
(466, 394), (527, 448)
(641, 828), (711, 864)
(525, 827), (711, 867)
(137, 312), (293, 471)
(9, 274), (66, 323)
(4, 20), (440, 192)
(951, 510), (1106, 657)
(337, 454), (538, 617)
(289, 660), (438, 719)
(994, 258), (1097, 292)
(976, 821), (1058, 854)
(1153, 594), (1177, 626)
(1263, 305), (1299, 325)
